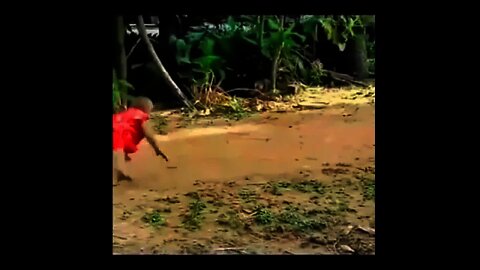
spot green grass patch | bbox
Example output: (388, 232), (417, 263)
(263, 182), (291, 196)
(142, 210), (167, 228)
(325, 198), (354, 215)
(217, 210), (244, 229)
(292, 180), (326, 194)
(276, 206), (327, 232)
(182, 198), (207, 231)
(253, 207), (275, 225)
(362, 179), (375, 200)
(238, 188), (257, 203)
(264, 180), (326, 195)
(253, 205), (327, 234)
(214, 97), (252, 121)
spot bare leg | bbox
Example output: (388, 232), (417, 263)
(113, 151), (119, 186)
(113, 150), (132, 183)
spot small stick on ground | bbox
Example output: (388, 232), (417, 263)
(214, 247), (245, 251)
(213, 247), (247, 254)
(113, 235), (128, 240)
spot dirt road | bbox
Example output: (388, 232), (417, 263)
(113, 95), (375, 255)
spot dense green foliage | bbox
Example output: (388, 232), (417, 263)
(113, 15), (375, 109)
(171, 15), (374, 92)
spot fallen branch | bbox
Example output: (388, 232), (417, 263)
(357, 226), (375, 235)
(324, 70), (370, 88)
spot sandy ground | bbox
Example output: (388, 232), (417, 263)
(113, 88), (375, 255)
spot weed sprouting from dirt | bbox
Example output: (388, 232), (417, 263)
(292, 180), (326, 194)
(224, 97), (252, 121)
(217, 210), (244, 229)
(142, 210), (167, 228)
(275, 206), (327, 233)
(238, 188), (257, 203)
(253, 205), (327, 234)
(263, 180), (326, 195)
(336, 200), (350, 212)
(253, 207), (275, 225)
(325, 197), (353, 215)
(270, 183), (283, 195)
(190, 199), (207, 214)
(263, 181), (290, 196)
(183, 198), (207, 231)
(362, 179), (375, 200)
(208, 97), (253, 121)
(353, 167), (375, 201)
(182, 192), (207, 231)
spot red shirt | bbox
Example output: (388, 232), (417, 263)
(113, 108), (150, 153)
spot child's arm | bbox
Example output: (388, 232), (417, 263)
(142, 121), (169, 161)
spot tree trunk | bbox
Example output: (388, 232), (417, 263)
(272, 44), (283, 93)
(113, 16), (127, 80)
(258, 15), (265, 48)
(348, 33), (369, 80)
(312, 24), (318, 58)
(113, 16), (128, 107)
(272, 16), (285, 93)
(136, 15), (195, 111)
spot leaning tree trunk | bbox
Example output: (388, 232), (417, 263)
(136, 15), (195, 111)
(113, 16), (128, 107)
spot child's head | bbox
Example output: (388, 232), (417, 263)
(131, 96), (154, 113)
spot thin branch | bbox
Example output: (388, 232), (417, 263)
(126, 38), (141, 59)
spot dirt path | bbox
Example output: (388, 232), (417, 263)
(113, 94), (375, 255)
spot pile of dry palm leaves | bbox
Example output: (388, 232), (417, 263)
(191, 85), (301, 117)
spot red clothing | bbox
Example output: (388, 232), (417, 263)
(113, 108), (150, 154)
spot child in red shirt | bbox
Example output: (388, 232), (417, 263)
(113, 96), (168, 184)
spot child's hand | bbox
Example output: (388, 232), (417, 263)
(155, 148), (169, 162)
(160, 153), (169, 162)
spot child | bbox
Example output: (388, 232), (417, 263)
(113, 96), (168, 185)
